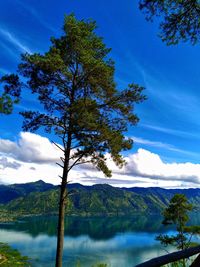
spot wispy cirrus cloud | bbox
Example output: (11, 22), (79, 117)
(132, 136), (198, 157)
(0, 28), (32, 54)
(0, 39), (19, 59)
(0, 68), (10, 75)
(16, 0), (56, 33)
(141, 123), (188, 136)
(141, 123), (200, 140)
(125, 57), (200, 128)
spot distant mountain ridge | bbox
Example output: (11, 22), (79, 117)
(0, 180), (55, 204)
(1, 180), (200, 216)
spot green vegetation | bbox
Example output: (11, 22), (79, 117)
(0, 210), (18, 223)
(2, 182), (200, 220)
(164, 260), (194, 267)
(156, 194), (200, 267)
(1, 185), (169, 216)
(0, 74), (21, 114)
(156, 194), (193, 250)
(0, 180), (54, 204)
(0, 243), (30, 266)
(139, 0), (200, 45)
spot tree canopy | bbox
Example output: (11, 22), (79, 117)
(17, 14), (146, 177)
(139, 0), (200, 45)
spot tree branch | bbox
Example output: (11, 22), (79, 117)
(52, 140), (65, 153)
(56, 162), (64, 168)
(68, 153), (86, 172)
(72, 160), (92, 167)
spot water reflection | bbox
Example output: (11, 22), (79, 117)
(0, 213), (199, 266)
(0, 227), (164, 267)
(0, 214), (167, 239)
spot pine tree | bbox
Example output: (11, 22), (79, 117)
(3, 15), (146, 266)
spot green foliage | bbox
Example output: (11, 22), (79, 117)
(139, 0), (200, 45)
(10, 14), (146, 178)
(0, 74), (21, 114)
(156, 194), (195, 250)
(164, 260), (192, 267)
(184, 225), (200, 235)
(0, 243), (30, 266)
(162, 194), (193, 228)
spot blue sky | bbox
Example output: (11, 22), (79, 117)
(0, 0), (200, 187)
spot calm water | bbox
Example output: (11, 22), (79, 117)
(0, 214), (200, 266)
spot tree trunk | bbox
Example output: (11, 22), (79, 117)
(56, 183), (67, 267)
(55, 181), (67, 267)
(55, 127), (72, 267)
(55, 97), (73, 266)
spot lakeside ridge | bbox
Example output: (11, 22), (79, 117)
(0, 180), (200, 219)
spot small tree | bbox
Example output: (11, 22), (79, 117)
(3, 15), (146, 267)
(139, 0), (200, 45)
(156, 194), (193, 251)
(156, 194), (200, 266)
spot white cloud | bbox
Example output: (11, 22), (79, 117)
(0, 132), (61, 164)
(123, 149), (200, 185)
(0, 132), (200, 188)
(0, 28), (32, 54)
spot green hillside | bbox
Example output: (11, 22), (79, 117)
(0, 180), (55, 204)
(1, 181), (200, 217)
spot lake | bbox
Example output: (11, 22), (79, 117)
(0, 214), (200, 266)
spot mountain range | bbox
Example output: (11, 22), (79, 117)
(1, 180), (200, 216)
